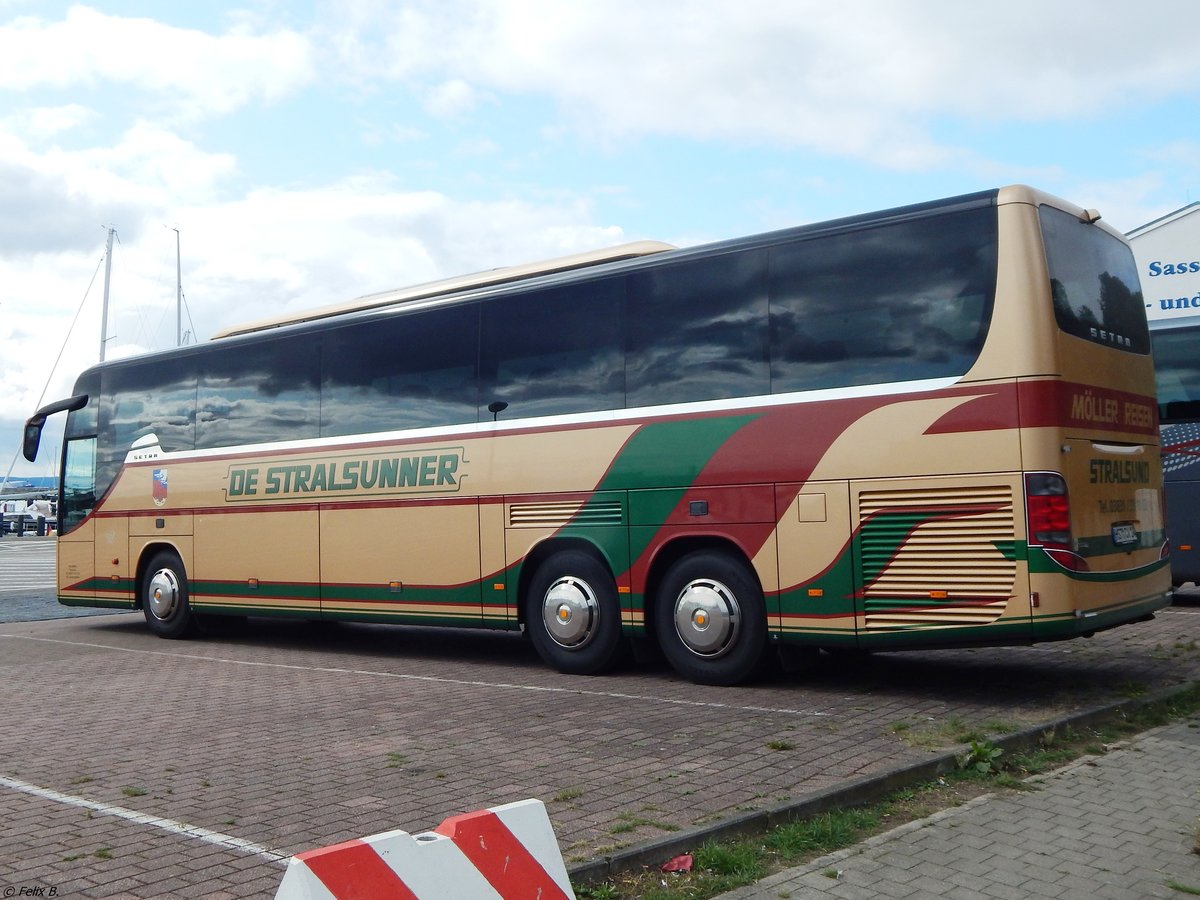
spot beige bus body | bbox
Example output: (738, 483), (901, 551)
(42, 186), (1169, 684)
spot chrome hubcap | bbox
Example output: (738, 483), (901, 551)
(541, 576), (598, 649)
(147, 568), (179, 620)
(673, 578), (740, 658)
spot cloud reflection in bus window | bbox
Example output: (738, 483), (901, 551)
(626, 249), (770, 408)
(196, 336), (320, 449)
(769, 208), (996, 392)
(481, 280), (624, 419)
(321, 303), (479, 436)
(101, 362), (197, 454)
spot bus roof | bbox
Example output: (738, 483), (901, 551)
(213, 239), (677, 339)
(127, 186), (1098, 355)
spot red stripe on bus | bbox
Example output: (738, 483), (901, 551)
(299, 838), (419, 900)
(1016, 379), (1159, 435)
(434, 809), (570, 900)
(630, 396), (888, 576)
(923, 385), (1018, 434)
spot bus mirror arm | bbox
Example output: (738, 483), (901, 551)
(23, 394), (88, 462)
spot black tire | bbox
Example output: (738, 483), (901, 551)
(526, 550), (623, 675)
(654, 550), (767, 686)
(141, 551), (196, 639)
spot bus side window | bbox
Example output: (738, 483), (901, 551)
(768, 207), (996, 393)
(480, 279), (624, 419)
(197, 336), (320, 449)
(101, 362), (197, 454)
(625, 249), (769, 407)
(322, 303), (480, 436)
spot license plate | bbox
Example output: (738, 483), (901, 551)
(1111, 523), (1138, 546)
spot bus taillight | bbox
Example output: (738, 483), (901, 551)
(1025, 472), (1089, 572)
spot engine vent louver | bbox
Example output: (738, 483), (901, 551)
(508, 499), (623, 528)
(858, 484), (1017, 630)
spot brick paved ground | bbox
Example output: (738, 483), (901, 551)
(718, 715), (1200, 899)
(0, 536), (125, 623)
(1, 601), (1199, 898)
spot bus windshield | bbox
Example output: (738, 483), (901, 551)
(1153, 324), (1200, 421)
(1152, 318), (1200, 586)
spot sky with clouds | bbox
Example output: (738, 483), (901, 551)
(2, 0), (1199, 478)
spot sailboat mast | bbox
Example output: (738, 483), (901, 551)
(99, 226), (115, 362)
(174, 227), (182, 346)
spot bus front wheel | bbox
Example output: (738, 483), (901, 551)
(526, 550), (622, 675)
(654, 551), (767, 686)
(142, 551), (197, 639)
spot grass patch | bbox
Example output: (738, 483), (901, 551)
(573, 684), (1200, 899)
(610, 813), (680, 836)
(555, 787), (585, 803)
(120, 787), (147, 797)
(766, 808), (881, 856)
(892, 714), (997, 750)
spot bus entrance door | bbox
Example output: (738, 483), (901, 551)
(57, 520), (95, 605)
(94, 515), (132, 607)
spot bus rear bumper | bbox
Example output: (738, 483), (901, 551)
(1031, 589), (1172, 642)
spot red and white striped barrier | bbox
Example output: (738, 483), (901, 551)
(274, 798), (576, 900)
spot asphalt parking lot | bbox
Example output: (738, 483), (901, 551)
(3, 536), (1200, 898)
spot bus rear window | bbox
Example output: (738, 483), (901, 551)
(1040, 205), (1149, 354)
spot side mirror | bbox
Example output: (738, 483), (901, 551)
(22, 394), (90, 462)
(23, 420), (44, 462)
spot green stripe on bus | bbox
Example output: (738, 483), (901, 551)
(1027, 551), (1169, 581)
(593, 414), (760, 494)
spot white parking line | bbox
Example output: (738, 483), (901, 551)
(0, 540), (55, 593)
(0, 774), (289, 864)
(0, 633), (831, 718)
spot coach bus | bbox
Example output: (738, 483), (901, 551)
(1150, 315), (1200, 586)
(23, 185), (1170, 685)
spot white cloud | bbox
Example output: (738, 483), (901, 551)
(0, 118), (238, 256)
(423, 78), (485, 118)
(173, 176), (624, 337)
(0, 170), (626, 430)
(2, 104), (97, 140)
(1141, 141), (1200, 177)
(0, 5), (315, 121)
(326, 0), (1200, 169)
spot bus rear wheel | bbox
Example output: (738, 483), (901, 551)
(654, 551), (767, 686)
(142, 551), (196, 639)
(526, 550), (622, 675)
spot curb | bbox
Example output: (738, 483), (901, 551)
(567, 679), (1200, 885)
